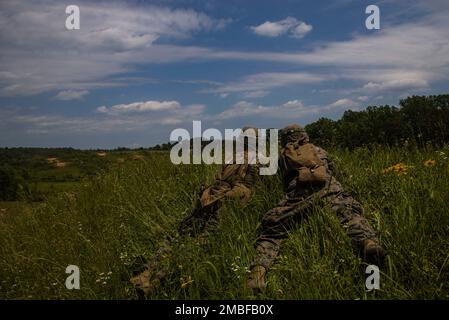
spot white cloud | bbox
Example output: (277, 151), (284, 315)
(291, 22), (313, 39)
(357, 96), (369, 102)
(250, 17), (312, 38)
(215, 99), (319, 121)
(329, 98), (357, 108)
(54, 90), (89, 101)
(362, 79), (429, 92)
(283, 99), (305, 108)
(206, 72), (327, 96)
(96, 100), (181, 115)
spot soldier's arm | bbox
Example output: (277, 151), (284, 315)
(242, 164), (259, 188)
(314, 145), (336, 174)
(278, 150), (293, 190)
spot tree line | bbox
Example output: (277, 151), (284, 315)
(305, 95), (449, 149)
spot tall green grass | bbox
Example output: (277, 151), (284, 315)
(1, 146), (449, 299)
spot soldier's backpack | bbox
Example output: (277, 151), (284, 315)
(282, 142), (328, 186)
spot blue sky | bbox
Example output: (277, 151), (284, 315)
(0, 0), (448, 148)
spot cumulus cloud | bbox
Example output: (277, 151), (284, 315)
(54, 90), (89, 101)
(250, 17), (312, 38)
(282, 99), (305, 108)
(357, 96), (369, 102)
(96, 100), (181, 115)
(290, 22), (313, 39)
(329, 98), (357, 109)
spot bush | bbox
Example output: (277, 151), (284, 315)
(0, 165), (27, 201)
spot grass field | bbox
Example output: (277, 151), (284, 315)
(1, 146), (449, 299)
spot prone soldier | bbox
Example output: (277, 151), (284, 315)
(131, 127), (260, 297)
(247, 124), (385, 289)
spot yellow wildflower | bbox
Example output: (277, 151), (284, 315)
(423, 159), (436, 167)
(382, 162), (412, 176)
(180, 276), (193, 289)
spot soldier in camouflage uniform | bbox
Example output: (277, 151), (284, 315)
(247, 124), (385, 290)
(131, 127), (260, 297)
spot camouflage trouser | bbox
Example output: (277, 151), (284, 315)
(177, 197), (222, 238)
(143, 182), (252, 275)
(252, 179), (379, 269)
(178, 182), (252, 237)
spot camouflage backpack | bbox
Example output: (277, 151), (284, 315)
(281, 142), (328, 186)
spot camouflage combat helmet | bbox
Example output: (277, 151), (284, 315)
(280, 124), (309, 146)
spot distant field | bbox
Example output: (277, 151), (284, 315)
(1, 146), (449, 299)
(0, 148), (156, 201)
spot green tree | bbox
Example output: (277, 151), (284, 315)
(305, 118), (338, 148)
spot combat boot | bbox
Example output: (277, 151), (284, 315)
(362, 239), (385, 265)
(247, 265), (266, 290)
